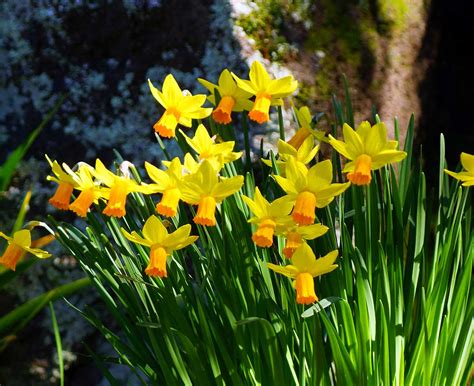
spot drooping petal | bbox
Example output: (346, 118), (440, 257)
(267, 262), (299, 279)
(371, 150), (407, 169)
(328, 135), (353, 160)
(148, 79), (166, 107)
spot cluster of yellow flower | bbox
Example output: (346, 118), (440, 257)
(2, 61), (472, 305)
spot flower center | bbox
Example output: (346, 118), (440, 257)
(145, 246), (168, 278)
(347, 154), (372, 185)
(248, 93), (271, 124)
(283, 231), (303, 258)
(156, 187), (180, 217)
(69, 188), (95, 217)
(49, 182), (74, 210)
(292, 191), (317, 225)
(103, 180), (129, 218)
(194, 196), (217, 226)
(295, 272), (318, 304)
(212, 96), (235, 125)
(0, 243), (24, 271)
(154, 107), (181, 138)
(252, 218), (277, 248)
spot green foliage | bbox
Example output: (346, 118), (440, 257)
(51, 89), (473, 384)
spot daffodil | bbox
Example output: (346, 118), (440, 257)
(0, 229), (51, 270)
(287, 106), (326, 149)
(241, 187), (294, 248)
(274, 157), (350, 225)
(148, 75), (212, 138)
(63, 163), (108, 217)
(267, 243), (338, 305)
(93, 159), (153, 218)
(121, 215), (197, 278)
(280, 223), (329, 259)
(46, 155), (77, 210)
(145, 158), (184, 217)
(181, 124), (242, 171)
(444, 152), (474, 186)
(232, 61), (298, 124)
(180, 160), (243, 226)
(262, 136), (319, 174)
(198, 69), (253, 124)
(328, 121), (407, 186)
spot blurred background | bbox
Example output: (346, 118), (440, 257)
(0, 0), (472, 384)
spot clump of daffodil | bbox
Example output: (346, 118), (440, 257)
(93, 160), (153, 218)
(180, 160), (243, 226)
(262, 136), (319, 175)
(181, 124), (242, 171)
(444, 152), (474, 186)
(0, 229), (51, 271)
(198, 69), (253, 125)
(148, 75), (212, 138)
(267, 243), (338, 305)
(121, 215), (197, 278)
(274, 157), (350, 225)
(328, 121), (407, 186)
(280, 223), (329, 259)
(241, 187), (294, 248)
(63, 163), (109, 217)
(232, 61), (298, 124)
(46, 155), (77, 210)
(145, 158), (184, 217)
(287, 106), (326, 149)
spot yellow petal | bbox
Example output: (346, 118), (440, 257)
(231, 72), (256, 94)
(142, 215), (168, 244)
(266, 77), (298, 97)
(162, 74), (182, 105)
(362, 122), (386, 156)
(121, 229), (152, 247)
(218, 69), (237, 96)
(343, 123), (364, 158)
(291, 243), (317, 272)
(23, 246), (51, 259)
(461, 152), (474, 173)
(148, 79), (166, 107)
(328, 135), (353, 160)
(13, 229), (31, 248)
(249, 61), (271, 91)
(316, 182), (350, 206)
(197, 77), (217, 93)
(177, 94), (207, 113)
(371, 150), (407, 169)
(212, 175), (243, 202)
(267, 262), (299, 279)
(308, 250), (339, 277)
(307, 160), (333, 190)
(298, 223), (329, 240)
(145, 161), (171, 189)
(274, 175), (298, 195)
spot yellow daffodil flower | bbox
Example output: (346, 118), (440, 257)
(279, 223), (329, 259)
(267, 243), (338, 305)
(444, 152), (474, 186)
(0, 229), (51, 271)
(288, 106), (326, 149)
(63, 163), (109, 217)
(198, 69), (253, 124)
(46, 155), (77, 210)
(181, 124), (242, 171)
(180, 160), (243, 226)
(148, 75), (212, 138)
(121, 215), (198, 278)
(93, 159), (153, 218)
(232, 61), (298, 124)
(274, 157), (350, 225)
(145, 158), (184, 217)
(241, 187), (294, 248)
(328, 121), (407, 186)
(262, 136), (319, 175)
